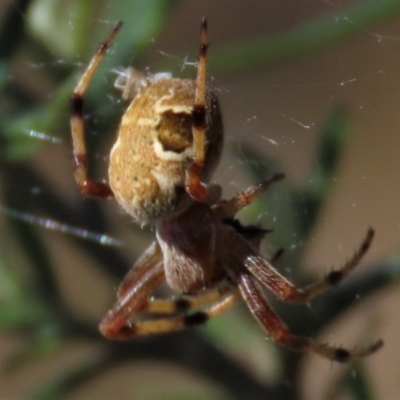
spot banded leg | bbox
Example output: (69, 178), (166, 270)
(143, 285), (234, 313)
(101, 246), (239, 339)
(102, 279), (239, 339)
(100, 262), (165, 339)
(238, 273), (383, 362)
(185, 17), (215, 202)
(70, 22), (122, 198)
(129, 248), (283, 321)
(244, 228), (375, 303)
(127, 291), (239, 338)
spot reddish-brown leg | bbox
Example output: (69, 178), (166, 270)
(215, 173), (285, 219)
(124, 291), (239, 336)
(117, 241), (162, 300)
(142, 247), (283, 314)
(230, 173), (284, 210)
(185, 17), (213, 202)
(101, 239), (239, 339)
(70, 22), (122, 198)
(101, 267), (239, 339)
(99, 262), (165, 339)
(238, 273), (383, 362)
(244, 228), (375, 302)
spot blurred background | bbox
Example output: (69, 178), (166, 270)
(1, 0), (400, 399)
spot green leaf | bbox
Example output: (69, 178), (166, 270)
(28, 0), (97, 59)
(206, 0), (400, 75)
(0, 254), (50, 330)
(0, 108), (49, 161)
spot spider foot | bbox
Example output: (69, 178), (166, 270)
(309, 338), (384, 363)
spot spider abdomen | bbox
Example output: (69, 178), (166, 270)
(108, 78), (223, 226)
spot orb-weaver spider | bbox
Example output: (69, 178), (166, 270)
(70, 18), (382, 362)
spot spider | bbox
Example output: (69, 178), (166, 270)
(70, 18), (383, 362)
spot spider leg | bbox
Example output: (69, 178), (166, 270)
(70, 22), (122, 198)
(143, 248), (284, 314)
(126, 290), (239, 337)
(269, 248), (285, 265)
(244, 228), (375, 302)
(99, 261), (165, 339)
(101, 277), (239, 339)
(144, 285), (234, 313)
(238, 273), (383, 362)
(185, 17), (219, 203)
(101, 236), (240, 339)
(215, 173), (284, 219)
(117, 241), (162, 300)
(143, 248), (283, 315)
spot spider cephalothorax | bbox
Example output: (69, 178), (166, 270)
(70, 18), (382, 362)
